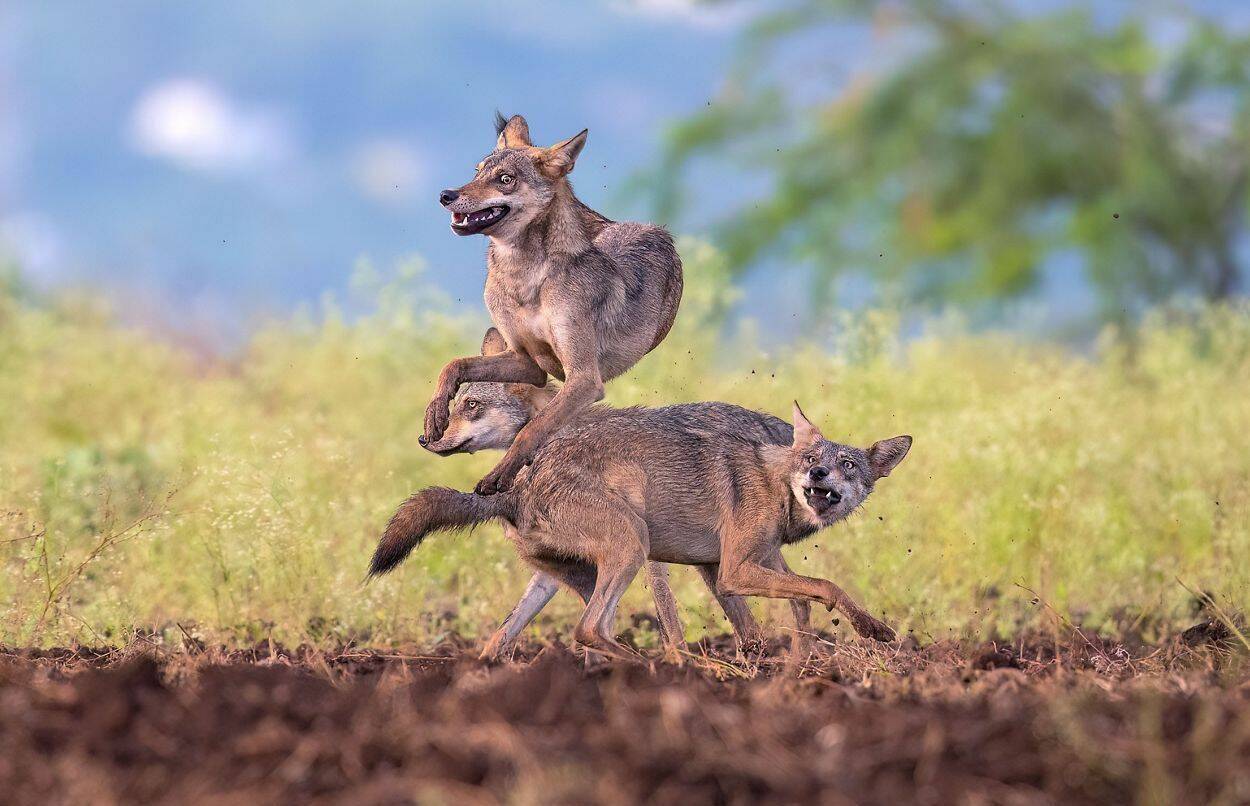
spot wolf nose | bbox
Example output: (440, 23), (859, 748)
(809, 466), (829, 481)
(439, 189), (459, 207)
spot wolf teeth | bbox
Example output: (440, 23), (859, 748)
(464, 207), (503, 224)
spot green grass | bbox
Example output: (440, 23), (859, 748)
(2, 244), (1248, 648)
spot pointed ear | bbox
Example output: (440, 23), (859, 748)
(495, 113), (532, 149)
(791, 401), (823, 448)
(480, 327), (508, 356)
(867, 436), (912, 480)
(538, 129), (587, 177)
(513, 382), (559, 416)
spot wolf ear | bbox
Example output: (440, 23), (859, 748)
(480, 327), (509, 356)
(791, 401), (823, 448)
(495, 113), (532, 149)
(515, 382), (559, 416)
(867, 436), (912, 480)
(538, 129), (588, 177)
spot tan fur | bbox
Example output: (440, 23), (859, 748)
(373, 395), (911, 658)
(424, 114), (683, 496)
(419, 343), (773, 660)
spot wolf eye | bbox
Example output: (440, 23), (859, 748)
(805, 455), (818, 465)
(841, 459), (855, 471)
(499, 173), (514, 185)
(465, 400), (479, 409)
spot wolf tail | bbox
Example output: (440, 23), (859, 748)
(368, 487), (513, 578)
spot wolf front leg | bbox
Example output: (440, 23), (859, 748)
(645, 562), (689, 661)
(421, 350), (547, 443)
(695, 564), (763, 655)
(762, 550), (814, 662)
(475, 335), (604, 495)
(717, 534), (895, 643)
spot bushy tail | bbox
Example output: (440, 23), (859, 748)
(368, 487), (511, 578)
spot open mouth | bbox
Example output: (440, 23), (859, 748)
(450, 205), (510, 236)
(803, 485), (842, 515)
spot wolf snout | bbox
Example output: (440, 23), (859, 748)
(439, 189), (460, 207)
(420, 433), (467, 456)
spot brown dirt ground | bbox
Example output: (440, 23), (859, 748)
(1, 625), (1248, 805)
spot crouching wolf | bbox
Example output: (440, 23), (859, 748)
(373, 395), (911, 659)
(421, 113), (683, 496)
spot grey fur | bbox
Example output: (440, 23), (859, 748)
(420, 349), (782, 659)
(376, 394), (911, 658)
(424, 114), (683, 496)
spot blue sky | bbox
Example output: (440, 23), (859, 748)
(2, 1), (1248, 343)
(1, 1), (751, 339)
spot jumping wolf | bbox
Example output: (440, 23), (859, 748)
(419, 329), (785, 659)
(422, 113), (683, 496)
(374, 393), (911, 659)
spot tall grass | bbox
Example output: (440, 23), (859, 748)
(2, 243), (1248, 648)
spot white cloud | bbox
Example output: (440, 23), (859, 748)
(128, 78), (295, 173)
(348, 139), (427, 206)
(611, 0), (754, 30)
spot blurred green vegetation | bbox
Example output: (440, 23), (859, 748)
(1, 242), (1247, 649)
(649, 1), (1250, 321)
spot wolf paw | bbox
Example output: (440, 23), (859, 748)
(479, 630), (515, 663)
(737, 636), (766, 660)
(422, 395), (451, 443)
(855, 615), (896, 643)
(475, 454), (527, 495)
(660, 644), (688, 666)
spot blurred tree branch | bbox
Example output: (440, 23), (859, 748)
(647, 0), (1250, 319)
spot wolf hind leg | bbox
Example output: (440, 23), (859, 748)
(480, 572), (560, 662)
(571, 515), (648, 661)
(482, 559), (597, 662)
(533, 557), (597, 603)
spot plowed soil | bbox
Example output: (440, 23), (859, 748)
(1, 626), (1247, 805)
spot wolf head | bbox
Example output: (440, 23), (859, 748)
(437, 113), (588, 242)
(786, 402), (911, 527)
(421, 328), (556, 456)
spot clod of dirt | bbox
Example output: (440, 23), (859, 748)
(970, 646), (1021, 671)
(1181, 618), (1234, 648)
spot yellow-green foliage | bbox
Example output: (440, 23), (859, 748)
(1, 243), (1248, 648)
